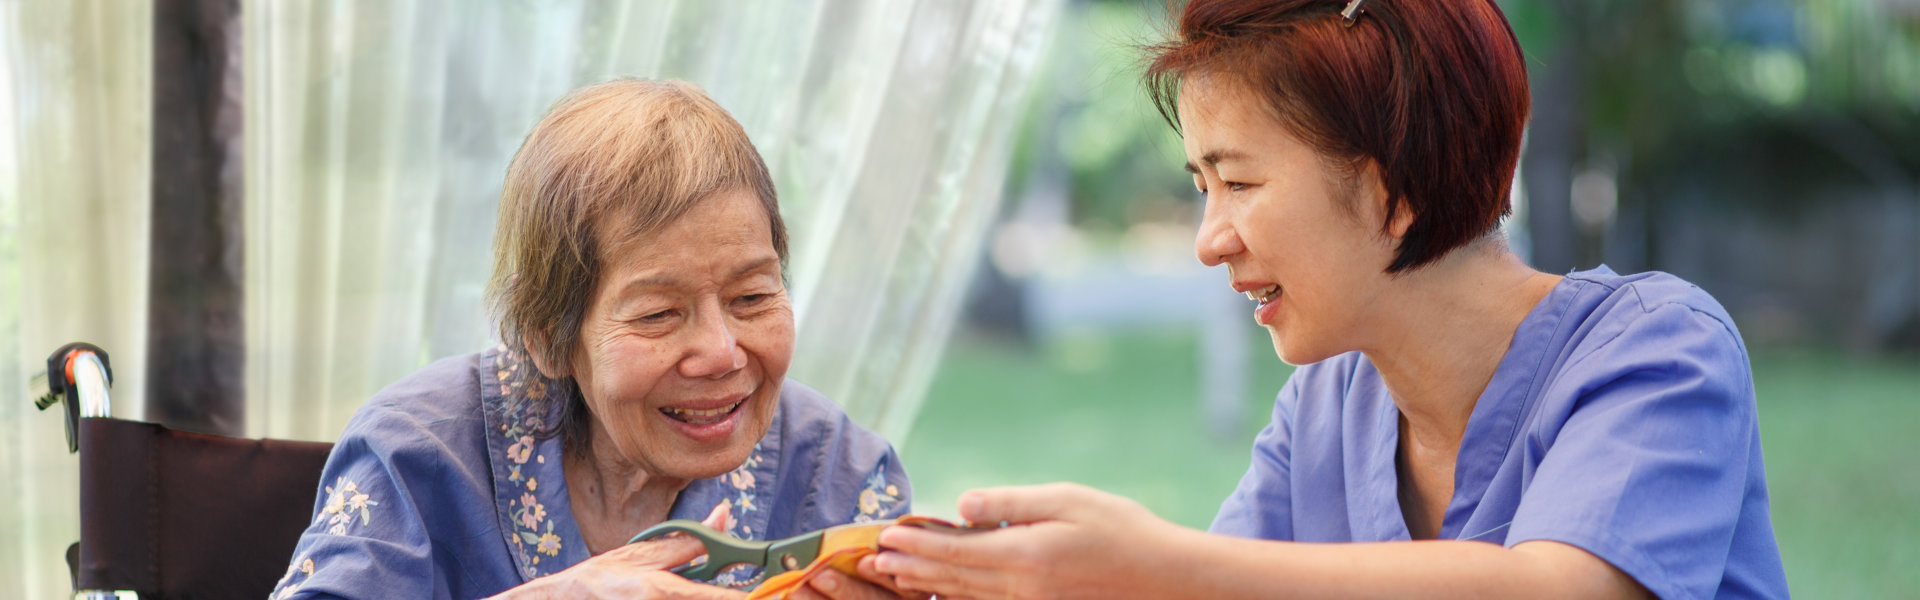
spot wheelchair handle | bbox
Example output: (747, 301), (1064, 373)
(34, 343), (114, 453)
(69, 350), (113, 418)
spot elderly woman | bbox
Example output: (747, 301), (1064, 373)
(273, 79), (914, 599)
(874, 1), (1789, 599)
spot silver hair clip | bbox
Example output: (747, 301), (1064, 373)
(1341, 0), (1367, 28)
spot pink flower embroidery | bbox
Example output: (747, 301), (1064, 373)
(520, 500), (546, 530)
(507, 436), (535, 464)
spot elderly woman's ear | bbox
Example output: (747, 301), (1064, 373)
(523, 329), (571, 380)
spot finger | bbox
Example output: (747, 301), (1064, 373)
(872, 550), (1011, 598)
(957, 482), (1092, 525)
(877, 524), (1032, 570)
(852, 555), (914, 597)
(646, 572), (749, 600)
(802, 569), (871, 596)
(787, 582), (828, 600)
(806, 569), (902, 600)
(703, 498), (734, 531)
(618, 530), (711, 571)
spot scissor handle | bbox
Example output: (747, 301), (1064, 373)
(629, 519), (770, 581)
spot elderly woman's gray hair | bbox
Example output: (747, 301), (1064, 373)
(485, 78), (785, 440)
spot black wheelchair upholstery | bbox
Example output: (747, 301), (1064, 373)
(42, 343), (335, 599)
(71, 417), (332, 599)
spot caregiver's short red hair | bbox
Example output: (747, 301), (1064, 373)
(1146, 0), (1530, 273)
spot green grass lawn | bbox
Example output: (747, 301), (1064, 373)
(902, 328), (1919, 598)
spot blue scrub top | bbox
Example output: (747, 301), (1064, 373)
(1212, 266), (1788, 600)
(271, 347), (911, 599)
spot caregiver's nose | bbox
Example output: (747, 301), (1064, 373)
(1194, 202), (1241, 267)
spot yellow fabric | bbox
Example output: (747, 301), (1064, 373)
(747, 516), (963, 599)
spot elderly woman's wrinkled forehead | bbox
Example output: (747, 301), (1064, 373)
(587, 186), (775, 260)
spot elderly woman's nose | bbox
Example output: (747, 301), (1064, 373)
(679, 310), (748, 379)
(1194, 202), (1243, 267)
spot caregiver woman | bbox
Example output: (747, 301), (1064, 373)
(873, 1), (1789, 598)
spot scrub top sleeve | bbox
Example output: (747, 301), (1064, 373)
(272, 408), (445, 600)
(1209, 377), (1299, 540)
(1507, 302), (1756, 600)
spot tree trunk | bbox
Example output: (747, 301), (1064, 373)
(1521, 1), (1584, 275)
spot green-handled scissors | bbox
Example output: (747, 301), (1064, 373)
(629, 517), (993, 582)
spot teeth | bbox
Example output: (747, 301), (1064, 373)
(663, 401), (742, 424)
(1242, 284), (1281, 303)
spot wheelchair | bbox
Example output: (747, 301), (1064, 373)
(35, 343), (335, 600)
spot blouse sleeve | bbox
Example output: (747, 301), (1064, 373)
(851, 449), (912, 523)
(271, 408), (445, 600)
(1506, 301), (1759, 600)
(1208, 377), (1299, 540)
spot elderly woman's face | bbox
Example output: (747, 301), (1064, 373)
(1181, 77), (1402, 366)
(568, 188), (793, 480)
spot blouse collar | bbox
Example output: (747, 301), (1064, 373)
(478, 346), (782, 585)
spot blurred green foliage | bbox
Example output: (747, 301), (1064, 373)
(1525, 0), (1918, 216)
(1006, 0), (1194, 232)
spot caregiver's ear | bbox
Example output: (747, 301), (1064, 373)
(1359, 160), (1413, 240)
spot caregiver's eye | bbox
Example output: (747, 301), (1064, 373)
(1224, 181), (1250, 193)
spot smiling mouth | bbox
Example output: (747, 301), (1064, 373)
(1244, 284), (1281, 303)
(660, 399), (745, 425)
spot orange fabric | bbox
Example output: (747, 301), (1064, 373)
(748, 546), (869, 599)
(746, 516), (963, 600)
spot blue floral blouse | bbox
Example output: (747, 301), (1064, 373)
(271, 347), (911, 599)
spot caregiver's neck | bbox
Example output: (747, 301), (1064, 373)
(1360, 237), (1561, 448)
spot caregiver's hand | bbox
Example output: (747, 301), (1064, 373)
(499, 503), (744, 600)
(872, 483), (1187, 600)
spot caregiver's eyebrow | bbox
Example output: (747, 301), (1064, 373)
(1183, 149), (1249, 174)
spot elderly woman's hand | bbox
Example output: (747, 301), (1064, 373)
(500, 503), (745, 600)
(870, 483), (1184, 600)
(781, 556), (931, 600)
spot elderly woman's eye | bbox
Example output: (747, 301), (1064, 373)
(734, 294), (770, 306)
(638, 310), (675, 323)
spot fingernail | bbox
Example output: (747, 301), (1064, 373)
(873, 553), (896, 572)
(814, 571), (840, 592)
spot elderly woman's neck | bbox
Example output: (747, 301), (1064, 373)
(563, 425), (695, 554)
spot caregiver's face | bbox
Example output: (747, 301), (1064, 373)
(1181, 77), (1398, 365)
(570, 188), (794, 480)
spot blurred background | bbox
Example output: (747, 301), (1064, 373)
(3, 0), (1915, 598)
